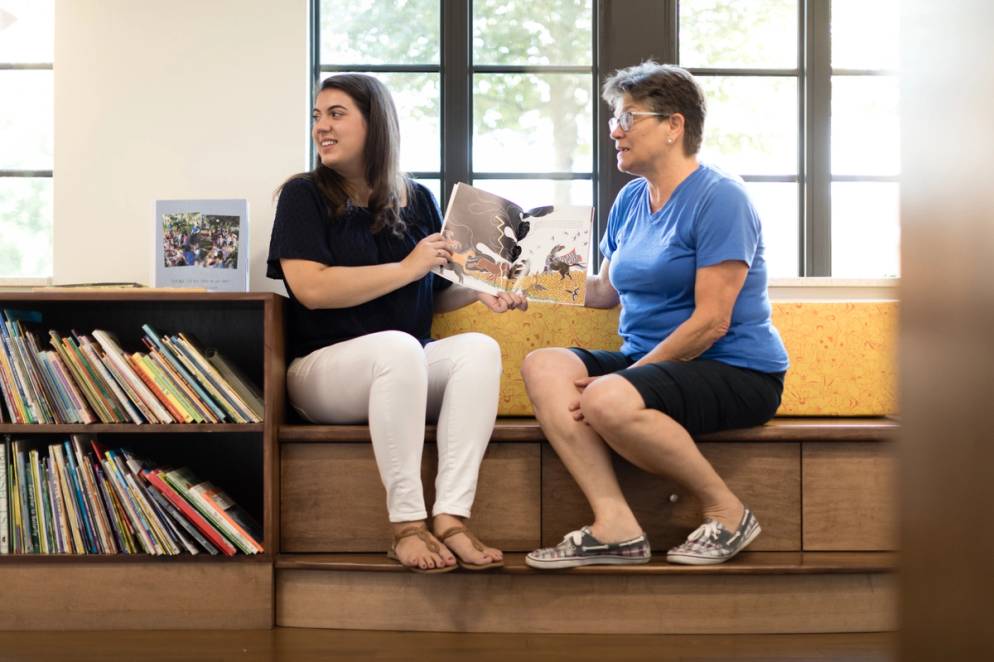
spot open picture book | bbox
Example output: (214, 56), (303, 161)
(432, 183), (593, 305)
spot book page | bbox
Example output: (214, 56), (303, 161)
(433, 183), (529, 295)
(512, 206), (592, 305)
(433, 184), (592, 304)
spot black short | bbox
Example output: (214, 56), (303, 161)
(569, 348), (785, 437)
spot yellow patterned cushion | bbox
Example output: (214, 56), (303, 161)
(432, 300), (897, 417)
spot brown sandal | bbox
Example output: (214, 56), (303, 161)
(386, 525), (457, 574)
(437, 525), (504, 570)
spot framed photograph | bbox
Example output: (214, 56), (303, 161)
(154, 199), (248, 291)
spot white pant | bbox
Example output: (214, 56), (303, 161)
(287, 331), (502, 522)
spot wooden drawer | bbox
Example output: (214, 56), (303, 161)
(803, 442), (897, 550)
(542, 442), (801, 551)
(281, 442), (541, 552)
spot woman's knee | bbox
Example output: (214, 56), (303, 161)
(580, 376), (642, 432)
(521, 348), (580, 387)
(449, 332), (502, 366)
(370, 331), (427, 373)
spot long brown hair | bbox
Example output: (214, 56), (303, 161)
(280, 74), (409, 236)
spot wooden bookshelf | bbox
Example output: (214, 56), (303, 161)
(0, 291), (283, 629)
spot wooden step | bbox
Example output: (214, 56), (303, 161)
(275, 552), (896, 634)
(276, 551), (896, 574)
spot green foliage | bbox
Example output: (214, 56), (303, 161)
(0, 178), (52, 277)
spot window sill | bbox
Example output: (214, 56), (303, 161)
(769, 277), (899, 301)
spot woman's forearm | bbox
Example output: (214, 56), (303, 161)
(287, 260), (417, 309)
(433, 284), (482, 313)
(584, 270), (620, 309)
(632, 311), (729, 366)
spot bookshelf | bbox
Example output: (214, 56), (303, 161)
(0, 291), (283, 629)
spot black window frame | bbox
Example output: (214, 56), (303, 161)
(311, 0), (897, 277)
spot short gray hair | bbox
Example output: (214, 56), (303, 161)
(602, 61), (706, 155)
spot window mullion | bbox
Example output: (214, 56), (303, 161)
(597, 0), (677, 243)
(804, 0), (832, 276)
(441, 0), (471, 205)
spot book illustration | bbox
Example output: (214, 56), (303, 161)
(433, 183), (592, 305)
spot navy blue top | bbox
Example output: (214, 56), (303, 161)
(601, 164), (789, 373)
(266, 177), (451, 360)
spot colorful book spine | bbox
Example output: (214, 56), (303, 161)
(61, 440), (98, 553)
(71, 436), (117, 554)
(129, 353), (193, 423)
(50, 331), (113, 423)
(143, 469), (235, 556)
(29, 450), (49, 553)
(165, 336), (246, 423)
(98, 452), (156, 554)
(98, 353), (153, 423)
(1, 329), (35, 423)
(144, 346), (213, 424)
(163, 467), (260, 554)
(45, 350), (96, 424)
(11, 327), (55, 423)
(65, 332), (126, 422)
(184, 335), (263, 422)
(45, 453), (68, 554)
(77, 338), (144, 425)
(142, 325), (227, 422)
(91, 330), (173, 423)
(92, 457), (137, 554)
(51, 444), (85, 554)
(0, 437), (9, 554)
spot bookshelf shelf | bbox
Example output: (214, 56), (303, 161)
(0, 290), (284, 629)
(0, 423), (264, 434)
(0, 551), (272, 564)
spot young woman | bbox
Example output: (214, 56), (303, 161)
(267, 74), (526, 573)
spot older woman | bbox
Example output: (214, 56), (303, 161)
(522, 61), (789, 568)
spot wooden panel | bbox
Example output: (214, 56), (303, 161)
(276, 551), (898, 575)
(803, 443), (897, 551)
(277, 568), (895, 633)
(0, 562), (272, 630)
(279, 417), (899, 443)
(542, 443), (801, 551)
(281, 443), (540, 552)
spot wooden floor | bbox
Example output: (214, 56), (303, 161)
(0, 629), (895, 661)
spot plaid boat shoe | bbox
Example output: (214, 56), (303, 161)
(525, 526), (651, 569)
(666, 508), (762, 565)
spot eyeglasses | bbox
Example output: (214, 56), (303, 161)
(608, 111), (671, 133)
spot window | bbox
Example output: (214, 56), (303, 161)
(313, 0), (900, 278)
(315, 0), (596, 214)
(0, 0), (54, 280)
(829, 0), (900, 278)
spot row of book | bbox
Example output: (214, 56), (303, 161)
(0, 309), (263, 424)
(0, 435), (263, 556)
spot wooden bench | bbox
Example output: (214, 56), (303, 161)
(274, 301), (900, 633)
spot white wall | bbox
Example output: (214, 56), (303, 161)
(53, 0), (309, 292)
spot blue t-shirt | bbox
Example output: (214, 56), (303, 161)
(266, 176), (451, 360)
(600, 164), (789, 373)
